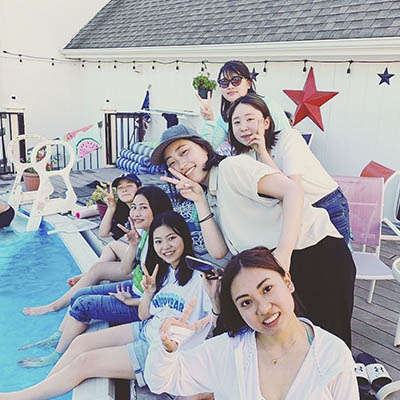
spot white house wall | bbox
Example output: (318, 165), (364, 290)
(1, 1), (399, 218)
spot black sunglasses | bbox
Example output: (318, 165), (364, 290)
(218, 75), (244, 89)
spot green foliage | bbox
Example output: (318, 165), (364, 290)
(192, 73), (217, 90)
(23, 147), (55, 174)
(86, 182), (118, 206)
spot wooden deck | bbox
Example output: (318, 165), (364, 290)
(2, 167), (400, 397)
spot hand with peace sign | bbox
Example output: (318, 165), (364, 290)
(245, 118), (268, 155)
(196, 91), (214, 121)
(160, 167), (206, 204)
(97, 183), (117, 211)
(159, 298), (212, 352)
(117, 216), (141, 248)
(141, 263), (159, 295)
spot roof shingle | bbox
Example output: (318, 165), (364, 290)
(64, 0), (400, 49)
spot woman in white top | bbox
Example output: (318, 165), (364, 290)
(0, 211), (212, 400)
(151, 125), (356, 347)
(227, 93), (351, 243)
(145, 247), (359, 400)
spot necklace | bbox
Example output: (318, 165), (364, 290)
(270, 339), (297, 365)
(257, 335), (298, 365)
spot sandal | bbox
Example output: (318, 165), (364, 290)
(357, 353), (392, 393)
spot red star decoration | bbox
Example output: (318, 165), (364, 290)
(283, 67), (338, 131)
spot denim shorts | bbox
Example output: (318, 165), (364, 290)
(127, 320), (150, 387)
(313, 187), (351, 244)
(69, 281), (140, 324)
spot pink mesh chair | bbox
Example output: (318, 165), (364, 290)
(333, 175), (397, 303)
(361, 161), (400, 240)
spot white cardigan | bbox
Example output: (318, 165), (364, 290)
(144, 319), (359, 400)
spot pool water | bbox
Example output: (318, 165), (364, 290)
(0, 214), (82, 399)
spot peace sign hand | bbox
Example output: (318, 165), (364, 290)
(141, 263), (159, 295)
(246, 118), (270, 158)
(159, 298), (212, 352)
(98, 184), (117, 210)
(160, 167), (205, 203)
(195, 91), (214, 121)
(117, 216), (142, 247)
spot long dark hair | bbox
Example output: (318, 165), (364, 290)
(227, 93), (278, 155)
(220, 246), (304, 337)
(145, 211), (194, 292)
(217, 60), (256, 122)
(134, 185), (173, 216)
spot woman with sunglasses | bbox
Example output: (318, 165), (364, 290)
(196, 60), (289, 154)
(151, 125), (356, 348)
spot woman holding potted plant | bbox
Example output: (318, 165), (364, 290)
(196, 60), (290, 154)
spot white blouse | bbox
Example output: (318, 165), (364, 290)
(144, 319), (359, 399)
(207, 155), (340, 255)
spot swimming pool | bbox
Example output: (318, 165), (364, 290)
(0, 213), (80, 399)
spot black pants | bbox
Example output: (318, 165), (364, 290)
(290, 236), (356, 348)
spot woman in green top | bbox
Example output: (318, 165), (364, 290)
(19, 186), (173, 368)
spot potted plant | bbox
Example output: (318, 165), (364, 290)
(86, 182), (117, 218)
(22, 148), (55, 191)
(192, 73), (217, 99)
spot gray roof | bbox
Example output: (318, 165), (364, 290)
(65, 0), (400, 49)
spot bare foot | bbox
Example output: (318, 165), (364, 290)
(23, 305), (54, 316)
(18, 330), (61, 350)
(66, 274), (82, 287)
(18, 351), (62, 368)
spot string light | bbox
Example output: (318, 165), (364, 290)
(347, 60), (353, 74)
(3, 50), (400, 77)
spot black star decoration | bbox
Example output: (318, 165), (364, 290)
(378, 67), (395, 85)
(251, 67), (259, 81)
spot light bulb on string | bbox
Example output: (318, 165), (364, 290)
(152, 61), (155, 70)
(98, 61), (101, 69)
(347, 60), (353, 74)
(176, 60), (179, 70)
(132, 61), (135, 70)
(51, 58), (54, 66)
(19, 54), (22, 63)
(114, 60), (117, 69)
(303, 60), (307, 72)
(81, 60), (85, 68)
(263, 60), (267, 73)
